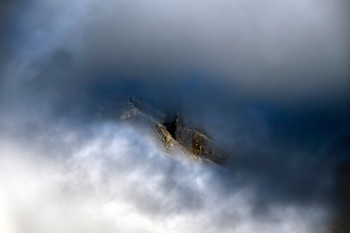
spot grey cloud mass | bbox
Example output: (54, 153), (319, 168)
(0, 0), (349, 232)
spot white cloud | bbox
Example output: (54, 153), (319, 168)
(0, 121), (330, 233)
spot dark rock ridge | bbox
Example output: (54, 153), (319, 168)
(120, 96), (226, 165)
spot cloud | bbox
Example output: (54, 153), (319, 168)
(1, 0), (349, 104)
(0, 120), (331, 233)
(0, 0), (349, 232)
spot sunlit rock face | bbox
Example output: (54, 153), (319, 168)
(120, 97), (226, 164)
(163, 113), (226, 164)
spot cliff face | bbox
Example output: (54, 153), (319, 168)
(121, 97), (226, 165)
(163, 114), (225, 164)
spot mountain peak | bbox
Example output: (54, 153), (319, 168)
(121, 97), (226, 165)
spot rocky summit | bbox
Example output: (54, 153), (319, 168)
(120, 96), (226, 165)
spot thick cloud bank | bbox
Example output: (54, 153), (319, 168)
(0, 121), (329, 233)
(0, 0), (349, 232)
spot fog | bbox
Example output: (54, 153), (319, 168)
(0, 0), (349, 232)
(0, 120), (330, 233)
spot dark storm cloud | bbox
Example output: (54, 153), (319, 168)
(0, 1), (24, 85)
(2, 0), (349, 103)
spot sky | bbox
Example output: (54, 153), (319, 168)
(0, 0), (349, 233)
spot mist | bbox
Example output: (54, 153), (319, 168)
(0, 0), (349, 232)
